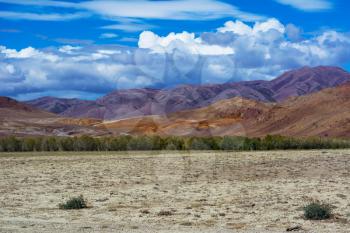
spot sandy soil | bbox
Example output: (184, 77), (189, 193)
(0, 150), (349, 233)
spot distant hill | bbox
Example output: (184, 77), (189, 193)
(0, 97), (107, 137)
(0, 96), (55, 118)
(26, 66), (350, 121)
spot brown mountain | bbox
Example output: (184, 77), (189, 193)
(98, 97), (271, 136)
(269, 66), (350, 101)
(247, 83), (350, 138)
(99, 83), (350, 138)
(0, 97), (107, 137)
(0, 96), (55, 118)
(26, 66), (350, 121)
(25, 96), (96, 114)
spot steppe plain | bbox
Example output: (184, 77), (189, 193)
(0, 150), (349, 232)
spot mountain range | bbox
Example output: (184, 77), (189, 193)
(1, 66), (350, 138)
(26, 66), (350, 121)
(107, 82), (350, 138)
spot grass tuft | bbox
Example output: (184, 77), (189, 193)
(303, 200), (332, 220)
(59, 195), (88, 210)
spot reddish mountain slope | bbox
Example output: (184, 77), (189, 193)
(100, 97), (272, 136)
(270, 66), (350, 101)
(247, 83), (350, 137)
(0, 97), (108, 137)
(100, 83), (350, 138)
(0, 97), (55, 118)
(25, 97), (96, 114)
(26, 66), (350, 121)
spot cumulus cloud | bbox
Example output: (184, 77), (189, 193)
(217, 18), (285, 35)
(138, 31), (234, 55)
(1, 18), (350, 100)
(285, 23), (302, 41)
(0, 46), (59, 61)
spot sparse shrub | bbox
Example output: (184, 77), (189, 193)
(59, 195), (88, 210)
(140, 209), (150, 214)
(157, 210), (173, 216)
(303, 200), (332, 220)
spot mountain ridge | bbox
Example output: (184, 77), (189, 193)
(99, 82), (350, 138)
(25, 66), (350, 121)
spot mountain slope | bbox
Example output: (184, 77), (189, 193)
(247, 83), (350, 137)
(100, 83), (350, 138)
(25, 97), (98, 114)
(99, 97), (272, 136)
(269, 66), (350, 101)
(0, 97), (108, 137)
(0, 97), (56, 118)
(26, 66), (350, 121)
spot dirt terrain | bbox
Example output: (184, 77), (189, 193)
(0, 150), (350, 232)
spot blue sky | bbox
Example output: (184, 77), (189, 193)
(1, 0), (349, 49)
(0, 0), (349, 100)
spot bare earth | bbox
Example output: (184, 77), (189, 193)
(0, 150), (349, 233)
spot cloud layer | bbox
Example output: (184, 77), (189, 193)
(0, 0), (265, 23)
(275, 0), (332, 12)
(1, 18), (350, 100)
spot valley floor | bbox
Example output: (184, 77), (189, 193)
(0, 150), (350, 232)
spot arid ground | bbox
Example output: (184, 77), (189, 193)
(0, 150), (349, 232)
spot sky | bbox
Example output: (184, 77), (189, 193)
(0, 0), (349, 100)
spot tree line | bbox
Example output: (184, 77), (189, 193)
(0, 135), (350, 152)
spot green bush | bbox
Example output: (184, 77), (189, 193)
(304, 200), (332, 220)
(59, 195), (88, 210)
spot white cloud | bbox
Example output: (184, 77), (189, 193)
(275, 0), (333, 11)
(285, 24), (302, 41)
(0, 0), (78, 8)
(217, 18), (285, 35)
(1, 18), (350, 99)
(217, 20), (252, 35)
(0, 0), (265, 22)
(100, 33), (118, 39)
(0, 11), (87, 21)
(5, 64), (15, 74)
(59, 45), (82, 54)
(254, 18), (285, 34)
(80, 0), (265, 21)
(1, 47), (39, 58)
(101, 23), (154, 32)
(0, 46), (59, 62)
(139, 31), (234, 55)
